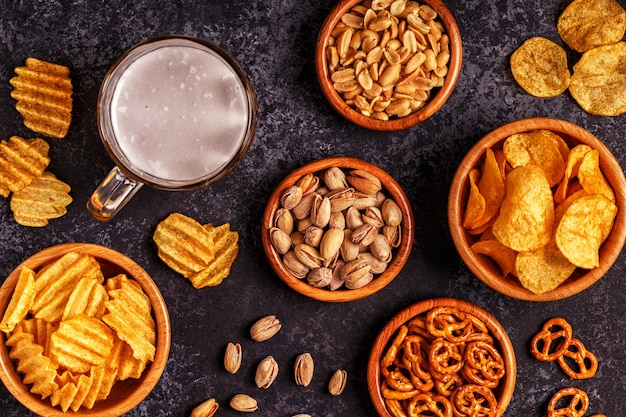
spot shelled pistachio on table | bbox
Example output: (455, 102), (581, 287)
(270, 168), (403, 290)
(326, 0), (450, 120)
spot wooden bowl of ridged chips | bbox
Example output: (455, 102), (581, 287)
(448, 117), (626, 302)
(0, 243), (171, 416)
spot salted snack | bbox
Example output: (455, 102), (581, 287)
(326, 0), (450, 120)
(10, 171), (72, 227)
(0, 251), (156, 412)
(530, 317), (598, 380)
(10, 57), (73, 138)
(464, 129), (617, 294)
(379, 307), (504, 417)
(153, 212), (239, 289)
(546, 387), (589, 417)
(557, 0), (626, 53)
(0, 136), (50, 198)
(510, 37), (571, 98)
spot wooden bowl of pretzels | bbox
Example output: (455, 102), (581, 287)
(366, 298), (516, 417)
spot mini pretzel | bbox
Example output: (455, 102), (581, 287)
(381, 379), (419, 400)
(429, 338), (464, 376)
(434, 373), (463, 398)
(382, 324), (409, 375)
(451, 384), (497, 417)
(530, 317), (573, 362)
(557, 338), (598, 380)
(462, 340), (505, 387)
(408, 393), (453, 417)
(386, 369), (418, 392)
(546, 387), (589, 417)
(403, 335), (434, 392)
(427, 307), (473, 342)
(385, 398), (409, 417)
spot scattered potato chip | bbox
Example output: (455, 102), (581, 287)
(510, 37), (571, 98)
(471, 238), (517, 277)
(569, 42), (626, 116)
(0, 267), (36, 333)
(578, 149), (615, 202)
(557, 0), (626, 53)
(503, 130), (566, 187)
(492, 166), (555, 252)
(9, 57), (73, 138)
(0, 136), (50, 197)
(10, 171), (72, 227)
(154, 212), (239, 288)
(555, 194), (617, 269)
(515, 240), (578, 294)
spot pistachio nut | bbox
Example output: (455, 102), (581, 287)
(304, 226), (324, 248)
(290, 231), (305, 246)
(347, 169), (382, 195)
(375, 190), (386, 207)
(292, 415), (312, 417)
(191, 398), (219, 417)
(330, 260), (346, 290)
(351, 191), (379, 210)
(345, 206), (364, 230)
(294, 352), (315, 387)
(358, 252), (388, 274)
(327, 187), (355, 212)
(297, 217), (313, 233)
(250, 315), (282, 342)
(294, 244), (324, 269)
(324, 166), (348, 190)
(270, 227), (292, 255)
(328, 369), (348, 396)
(292, 192), (316, 220)
(345, 271), (373, 289)
(370, 234), (392, 263)
(328, 211), (346, 229)
(306, 267), (332, 288)
(274, 207), (294, 235)
(320, 227), (344, 261)
(382, 224), (402, 248)
(230, 394), (258, 412)
(281, 185), (303, 210)
(340, 259), (371, 283)
(362, 206), (385, 229)
(296, 173), (320, 195)
(351, 223), (378, 247)
(283, 250), (309, 279)
(224, 342), (242, 374)
(311, 194), (331, 228)
(340, 230), (360, 262)
(382, 198), (403, 226)
(255, 355), (279, 389)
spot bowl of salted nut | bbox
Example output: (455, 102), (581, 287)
(315, 0), (462, 131)
(262, 156), (414, 302)
(367, 298), (516, 417)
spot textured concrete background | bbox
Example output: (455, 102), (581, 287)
(0, 0), (624, 415)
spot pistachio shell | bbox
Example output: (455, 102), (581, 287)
(250, 315), (282, 342)
(274, 207), (294, 235)
(324, 167), (348, 190)
(294, 244), (324, 269)
(270, 227), (292, 254)
(306, 267), (332, 288)
(230, 394), (258, 412)
(320, 227), (345, 261)
(224, 342), (242, 374)
(283, 250), (309, 278)
(255, 355), (279, 389)
(294, 352), (315, 387)
(292, 192), (316, 220)
(328, 369), (348, 396)
(296, 173), (320, 194)
(382, 198), (403, 226)
(191, 398), (219, 417)
(347, 169), (382, 195)
(281, 185), (303, 210)
(351, 223), (378, 247)
(311, 194), (331, 228)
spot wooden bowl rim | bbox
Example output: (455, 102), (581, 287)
(448, 117), (626, 302)
(0, 243), (171, 417)
(262, 156), (414, 302)
(366, 297), (517, 417)
(315, 0), (463, 131)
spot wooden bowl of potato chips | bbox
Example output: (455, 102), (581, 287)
(0, 243), (170, 416)
(448, 117), (626, 301)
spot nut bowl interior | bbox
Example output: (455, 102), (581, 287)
(448, 117), (626, 302)
(0, 243), (171, 417)
(315, 0), (463, 131)
(367, 297), (516, 417)
(262, 156), (414, 302)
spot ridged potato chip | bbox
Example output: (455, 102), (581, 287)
(188, 223), (239, 289)
(0, 267), (36, 333)
(0, 136), (50, 197)
(492, 165), (555, 252)
(557, 0), (626, 53)
(510, 37), (571, 98)
(569, 42), (626, 116)
(10, 57), (73, 138)
(62, 276), (108, 321)
(555, 194), (617, 269)
(10, 171), (72, 227)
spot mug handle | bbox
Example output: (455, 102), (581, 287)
(87, 166), (143, 221)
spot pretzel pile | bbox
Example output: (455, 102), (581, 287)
(379, 307), (505, 417)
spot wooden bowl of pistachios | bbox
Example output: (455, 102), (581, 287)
(262, 157), (414, 302)
(315, 0), (462, 131)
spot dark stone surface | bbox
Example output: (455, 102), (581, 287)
(0, 0), (625, 415)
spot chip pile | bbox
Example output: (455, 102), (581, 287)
(510, 0), (626, 116)
(10, 57), (73, 139)
(463, 129), (618, 294)
(153, 212), (240, 289)
(0, 251), (157, 412)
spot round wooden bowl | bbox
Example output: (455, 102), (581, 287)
(262, 157), (414, 302)
(367, 298), (516, 417)
(315, 0), (462, 131)
(448, 117), (626, 301)
(0, 243), (171, 417)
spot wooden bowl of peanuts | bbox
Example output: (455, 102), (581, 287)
(315, 0), (462, 131)
(367, 298), (516, 417)
(262, 156), (414, 302)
